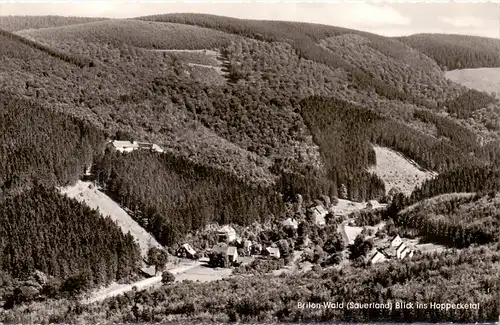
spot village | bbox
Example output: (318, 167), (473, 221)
(143, 197), (425, 280)
(76, 140), (445, 304)
(101, 140), (434, 271)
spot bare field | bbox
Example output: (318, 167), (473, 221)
(368, 145), (437, 196)
(445, 68), (500, 97)
(175, 265), (232, 283)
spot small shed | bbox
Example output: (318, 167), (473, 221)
(265, 247), (281, 259)
(227, 246), (239, 263)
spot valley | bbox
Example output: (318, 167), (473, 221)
(1, 12), (500, 324)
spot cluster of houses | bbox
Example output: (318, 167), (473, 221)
(107, 140), (164, 153)
(369, 235), (415, 264)
(176, 225), (283, 268)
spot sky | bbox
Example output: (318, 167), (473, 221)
(0, 1), (499, 38)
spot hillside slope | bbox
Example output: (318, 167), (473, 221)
(396, 33), (500, 70)
(0, 15), (108, 32)
(368, 145), (436, 195)
(5, 15), (500, 243)
(0, 186), (141, 306)
(3, 14), (500, 324)
(59, 181), (162, 257)
(397, 192), (498, 248)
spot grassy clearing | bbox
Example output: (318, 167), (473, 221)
(368, 145), (437, 195)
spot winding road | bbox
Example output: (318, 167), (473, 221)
(83, 262), (201, 304)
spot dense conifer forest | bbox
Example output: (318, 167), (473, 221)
(396, 193), (500, 248)
(397, 33), (500, 70)
(0, 91), (105, 197)
(0, 15), (108, 32)
(0, 186), (141, 306)
(93, 150), (285, 246)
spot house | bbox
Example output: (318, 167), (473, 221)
(108, 140), (139, 153)
(282, 218), (299, 229)
(396, 242), (407, 259)
(390, 235), (403, 247)
(227, 246), (239, 264)
(177, 243), (197, 259)
(208, 244), (239, 267)
(311, 205), (328, 226)
(370, 250), (387, 264)
(265, 247), (281, 259)
(218, 225), (237, 243)
(384, 239), (415, 261)
(209, 244), (229, 268)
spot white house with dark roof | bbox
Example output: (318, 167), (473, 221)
(265, 247), (281, 259)
(370, 250), (387, 264)
(109, 140), (139, 153)
(227, 246), (239, 263)
(138, 142), (164, 153)
(177, 243), (197, 259)
(396, 242), (408, 259)
(390, 235), (403, 247)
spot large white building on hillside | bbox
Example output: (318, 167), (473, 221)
(110, 140), (139, 153)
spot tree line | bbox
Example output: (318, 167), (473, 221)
(397, 33), (500, 70)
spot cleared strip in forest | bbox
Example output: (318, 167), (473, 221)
(59, 180), (162, 257)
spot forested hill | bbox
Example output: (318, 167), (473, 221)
(5, 15), (500, 224)
(0, 15), (108, 32)
(396, 33), (500, 70)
